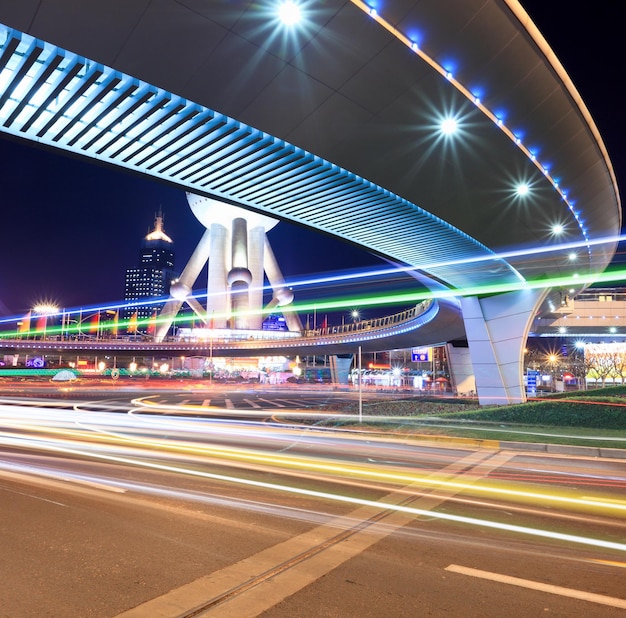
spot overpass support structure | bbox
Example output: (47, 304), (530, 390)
(459, 289), (548, 405)
(446, 343), (476, 397)
(329, 355), (354, 385)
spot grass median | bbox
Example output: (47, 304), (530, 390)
(322, 386), (626, 450)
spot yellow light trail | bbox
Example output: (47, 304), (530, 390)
(1, 431), (625, 554)
(4, 402), (623, 520)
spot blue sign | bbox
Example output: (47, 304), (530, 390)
(412, 348), (430, 362)
(526, 369), (540, 392)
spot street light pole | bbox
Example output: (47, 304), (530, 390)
(358, 345), (362, 423)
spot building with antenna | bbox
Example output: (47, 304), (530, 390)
(123, 211), (176, 324)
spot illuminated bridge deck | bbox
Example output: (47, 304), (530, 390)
(0, 300), (466, 357)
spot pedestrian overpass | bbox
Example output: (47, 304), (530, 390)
(0, 1), (620, 404)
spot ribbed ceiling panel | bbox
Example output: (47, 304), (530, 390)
(0, 24), (522, 290)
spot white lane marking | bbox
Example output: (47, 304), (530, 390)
(242, 399), (262, 409)
(201, 399), (211, 408)
(256, 398), (286, 407)
(225, 399), (234, 409)
(445, 564), (626, 610)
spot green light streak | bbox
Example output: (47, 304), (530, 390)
(2, 268), (625, 339)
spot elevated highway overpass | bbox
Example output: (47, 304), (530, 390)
(0, 1), (620, 403)
(0, 300), (461, 357)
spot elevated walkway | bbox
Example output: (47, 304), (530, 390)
(0, 299), (465, 358)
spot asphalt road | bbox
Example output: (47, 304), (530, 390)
(0, 388), (625, 617)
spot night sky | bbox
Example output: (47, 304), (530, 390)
(0, 1), (624, 317)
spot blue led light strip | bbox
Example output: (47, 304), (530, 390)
(352, 0), (591, 254)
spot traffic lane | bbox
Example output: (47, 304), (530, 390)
(53, 403), (484, 474)
(16, 422), (626, 562)
(261, 523), (626, 618)
(75, 410), (626, 522)
(2, 447), (625, 616)
(486, 453), (626, 494)
(3, 400), (624, 608)
(0, 457), (358, 618)
(4, 404), (625, 532)
(103, 445), (625, 617)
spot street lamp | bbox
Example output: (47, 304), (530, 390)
(32, 303), (59, 340)
(547, 353), (559, 392)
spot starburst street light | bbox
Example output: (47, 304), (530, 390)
(278, 1), (301, 25)
(32, 303), (59, 315)
(440, 117), (458, 135)
(32, 302), (59, 341)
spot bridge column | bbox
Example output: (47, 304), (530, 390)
(248, 225), (265, 330)
(227, 217), (252, 330)
(446, 342), (476, 396)
(461, 288), (548, 406)
(329, 354), (353, 384)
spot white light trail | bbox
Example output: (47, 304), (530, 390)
(0, 427), (625, 554)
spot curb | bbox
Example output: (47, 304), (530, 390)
(500, 440), (626, 459)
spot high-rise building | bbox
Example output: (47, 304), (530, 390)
(123, 211), (175, 324)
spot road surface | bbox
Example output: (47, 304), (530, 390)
(0, 390), (624, 617)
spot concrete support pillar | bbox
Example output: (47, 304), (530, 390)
(446, 343), (476, 396)
(208, 223), (229, 328)
(155, 228), (212, 342)
(228, 217), (252, 330)
(461, 288), (548, 405)
(248, 225), (265, 330)
(329, 354), (353, 384)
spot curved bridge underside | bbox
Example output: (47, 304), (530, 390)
(0, 2), (621, 403)
(0, 1), (619, 297)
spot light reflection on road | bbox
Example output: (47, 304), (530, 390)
(1, 396), (625, 555)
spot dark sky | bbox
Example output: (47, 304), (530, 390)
(0, 138), (382, 315)
(0, 1), (624, 316)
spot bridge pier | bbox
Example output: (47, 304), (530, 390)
(445, 342), (475, 396)
(329, 355), (353, 385)
(460, 288), (548, 405)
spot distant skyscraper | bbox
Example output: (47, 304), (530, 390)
(123, 211), (175, 324)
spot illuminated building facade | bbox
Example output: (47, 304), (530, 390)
(123, 212), (175, 322)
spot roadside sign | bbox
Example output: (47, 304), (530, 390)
(412, 347), (430, 362)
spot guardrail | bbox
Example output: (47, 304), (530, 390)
(305, 301), (432, 338)
(0, 301), (433, 351)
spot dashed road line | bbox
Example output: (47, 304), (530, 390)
(445, 564), (626, 610)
